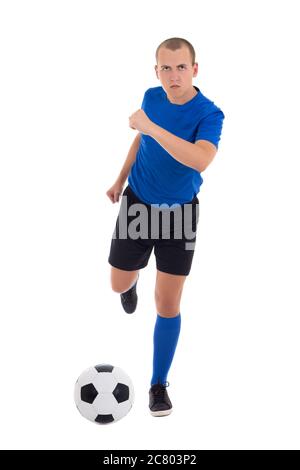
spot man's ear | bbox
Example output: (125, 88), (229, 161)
(193, 62), (198, 77)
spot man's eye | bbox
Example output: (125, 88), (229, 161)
(162, 66), (185, 70)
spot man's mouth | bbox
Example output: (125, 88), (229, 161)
(171, 85), (180, 88)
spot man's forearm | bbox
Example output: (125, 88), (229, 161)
(149, 123), (206, 172)
(117, 133), (141, 184)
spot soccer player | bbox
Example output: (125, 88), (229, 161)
(106, 37), (225, 417)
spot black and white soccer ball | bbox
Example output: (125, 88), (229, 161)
(74, 363), (134, 425)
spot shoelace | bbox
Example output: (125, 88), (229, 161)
(121, 274), (139, 300)
(121, 284), (136, 301)
(152, 381), (170, 399)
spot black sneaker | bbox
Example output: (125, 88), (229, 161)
(149, 381), (172, 417)
(120, 273), (139, 314)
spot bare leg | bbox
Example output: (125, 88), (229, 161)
(154, 270), (187, 317)
(110, 266), (139, 294)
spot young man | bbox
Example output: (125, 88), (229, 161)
(106, 37), (225, 417)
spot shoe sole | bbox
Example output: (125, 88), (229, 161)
(150, 408), (173, 417)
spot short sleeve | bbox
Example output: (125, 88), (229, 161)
(195, 109), (225, 149)
(141, 89), (148, 110)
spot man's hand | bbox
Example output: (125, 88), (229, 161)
(106, 180), (124, 203)
(129, 109), (154, 135)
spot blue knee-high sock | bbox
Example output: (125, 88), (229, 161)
(150, 313), (181, 386)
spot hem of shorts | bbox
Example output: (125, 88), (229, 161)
(156, 266), (190, 276)
(108, 259), (148, 271)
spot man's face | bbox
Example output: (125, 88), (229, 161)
(155, 46), (198, 96)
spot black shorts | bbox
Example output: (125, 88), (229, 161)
(108, 185), (199, 276)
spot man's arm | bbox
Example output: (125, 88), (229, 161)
(149, 124), (217, 173)
(116, 132), (141, 185)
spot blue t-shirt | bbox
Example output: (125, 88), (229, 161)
(128, 85), (225, 206)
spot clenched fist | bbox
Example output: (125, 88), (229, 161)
(106, 181), (124, 203)
(129, 109), (154, 135)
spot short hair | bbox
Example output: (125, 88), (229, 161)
(155, 37), (196, 66)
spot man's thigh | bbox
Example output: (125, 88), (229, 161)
(154, 269), (187, 317)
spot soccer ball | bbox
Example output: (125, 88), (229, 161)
(74, 363), (134, 425)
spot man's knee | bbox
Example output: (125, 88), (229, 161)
(110, 268), (138, 294)
(155, 291), (181, 316)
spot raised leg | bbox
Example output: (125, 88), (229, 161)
(110, 266), (139, 294)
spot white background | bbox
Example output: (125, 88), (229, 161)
(1, 0), (299, 450)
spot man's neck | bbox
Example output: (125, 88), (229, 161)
(167, 86), (198, 105)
